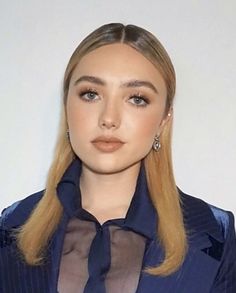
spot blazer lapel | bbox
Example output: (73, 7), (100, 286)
(137, 238), (221, 293)
(136, 191), (225, 293)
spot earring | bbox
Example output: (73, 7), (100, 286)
(66, 129), (70, 140)
(153, 135), (161, 151)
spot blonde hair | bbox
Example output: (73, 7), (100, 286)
(17, 23), (187, 276)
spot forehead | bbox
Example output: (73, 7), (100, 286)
(70, 44), (166, 94)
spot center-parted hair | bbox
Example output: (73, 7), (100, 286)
(17, 23), (187, 276)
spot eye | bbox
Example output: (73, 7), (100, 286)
(78, 90), (99, 102)
(129, 94), (149, 107)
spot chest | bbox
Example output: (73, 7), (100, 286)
(57, 217), (147, 293)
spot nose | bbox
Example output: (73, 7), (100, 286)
(98, 98), (121, 130)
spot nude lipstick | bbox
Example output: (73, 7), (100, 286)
(91, 136), (125, 153)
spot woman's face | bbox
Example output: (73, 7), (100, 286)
(66, 43), (170, 174)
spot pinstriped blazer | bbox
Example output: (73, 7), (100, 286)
(0, 160), (236, 292)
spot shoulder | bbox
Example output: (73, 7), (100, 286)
(0, 190), (44, 229)
(178, 188), (235, 243)
(179, 190), (236, 289)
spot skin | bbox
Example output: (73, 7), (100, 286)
(66, 43), (171, 223)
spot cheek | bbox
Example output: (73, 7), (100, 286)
(127, 110), (163, 139)
(66, 98), (94, 131)
(66, 101), (93, 155)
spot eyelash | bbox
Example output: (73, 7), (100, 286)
(129, 93), (150, 107)
(79, 89), (98, 102)
(78, 89), (150, 108)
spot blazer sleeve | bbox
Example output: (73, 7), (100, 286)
(210, 211), (236, 292)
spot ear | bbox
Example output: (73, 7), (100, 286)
(157, 107), (173, 135)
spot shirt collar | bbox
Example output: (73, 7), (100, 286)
(56, 157), (157, 240)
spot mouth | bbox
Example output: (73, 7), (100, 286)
(91, 136), (125, 152)
(91, 135), (124, 144)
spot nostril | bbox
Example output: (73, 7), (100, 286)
(101, 120), (117, 129)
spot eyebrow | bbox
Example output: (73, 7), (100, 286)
(74, 75), (159, 94)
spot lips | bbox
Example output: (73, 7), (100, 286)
(91, 136), (124, 152)
(91, 135), (124, 143)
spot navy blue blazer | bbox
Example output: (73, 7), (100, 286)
(0, 158), (236, 292)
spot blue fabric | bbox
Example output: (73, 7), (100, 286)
(83, 226), (110, 293)
(0, 157), (236, 292)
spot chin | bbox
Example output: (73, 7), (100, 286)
(81, 156), (142, 175)
(83, 160), (125, 175)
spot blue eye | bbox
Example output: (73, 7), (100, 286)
(79, 90), (99, 102)
(129, 95), (149, 107)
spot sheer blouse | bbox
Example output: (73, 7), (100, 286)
(56, 158), (157, 293)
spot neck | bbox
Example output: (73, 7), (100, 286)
(79, 162), (141, 214)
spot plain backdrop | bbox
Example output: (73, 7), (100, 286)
(0, 0), (235, 216)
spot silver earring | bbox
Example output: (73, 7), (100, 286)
(153, 135), (161, 151)
(66, 129), (70, 140)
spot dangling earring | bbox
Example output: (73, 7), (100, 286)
(66, 129), (70, 140)
(153, 135), (161, 151)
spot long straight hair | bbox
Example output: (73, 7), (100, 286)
(17, 23), (187, 276)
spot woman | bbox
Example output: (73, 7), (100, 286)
(0, 23), (235, 293)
